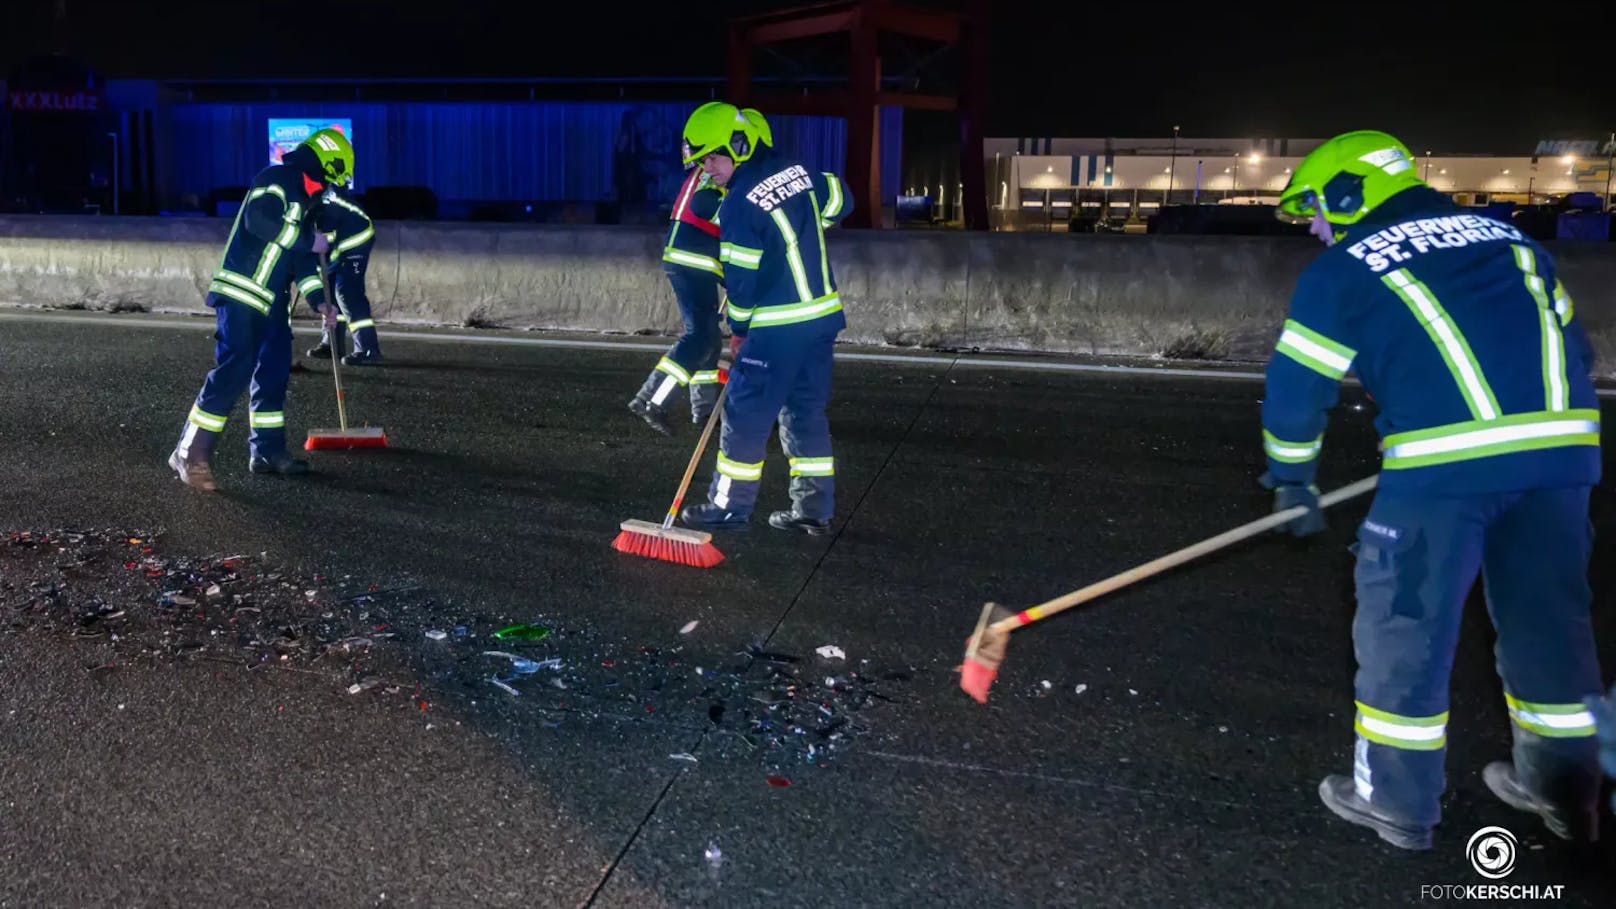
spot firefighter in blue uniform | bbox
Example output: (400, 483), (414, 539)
(1261, 130), (1604, 850)
(303, 184), (382, 366)
(628, 102), (729, 434)
(675, 103), (852, 535)
(168, 128), (350, 491)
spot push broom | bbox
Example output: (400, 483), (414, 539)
(305, 248), (388, 451)
(960, 474), (1380, 703)
(612, 299), (733, 568)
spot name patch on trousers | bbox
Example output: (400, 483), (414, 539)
(1361, 519), (1404, 542)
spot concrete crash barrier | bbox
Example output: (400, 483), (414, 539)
(385, 222), (674, 333)
(1, 214), (1612, 375)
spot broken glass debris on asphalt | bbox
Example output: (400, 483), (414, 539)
(3, 528), (911, 774)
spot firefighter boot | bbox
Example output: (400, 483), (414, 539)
(1317, 775), (1433, 851)
(307, 322), (347, 359)
(628, 371), (677, 437)
(168, 423), (218, 492)
(249, 452), (310, 476)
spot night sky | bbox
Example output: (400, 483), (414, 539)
(3, 0), (1612, 152)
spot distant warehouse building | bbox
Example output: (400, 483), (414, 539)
(978, 136), (1616, 232)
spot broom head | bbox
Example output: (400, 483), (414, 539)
(612, 519), (725, 568)
(305, 426), (389, 450)
(960, 602), (1016, 703)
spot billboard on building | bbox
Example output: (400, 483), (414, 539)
(267, 118), (352, 170)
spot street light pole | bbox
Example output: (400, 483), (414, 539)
(1167, 125), (1179, 207)
(106, 130), (120, 215)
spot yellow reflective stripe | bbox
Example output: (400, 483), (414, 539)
(348, 318), (375, 331)
(1263, 429), (1322, 463)
(249, 411), (285, 428)
(809, 189), (832, 292)
(1505, 693), (1597, 737)
(663, 249), (723, 275)
(208, 281), (271, 315)
(1537, 307), (1570, 413)
(749, 294), (842, 328)
(656, 357), (692, 384)
(690, 370), (721, 385)
(334, 225), (374, 256)
(720, 242), (762, 269)
(259, 184), (287, 204)
(252, 242), (283, 288)
(1382, 408), (1600, 469)
(1275, 319), (1356, 380)
(716, 452), (764, 481)
(788, 456), (834, 477)
(1514, 248), (1568, 404)
(821, 172), (843, 219)
(326, 193), (367, 218)
(1512, 245), (1571, 413)
(298, 275), (324, 296)
(1552, 280), (1574, 325)
(1513, 245), (1552, 307)
(214, 270), (273, 302)
(274, 201), (302, 249)
(726, 302), (755, 321)
(188, 405), (228, 432)
(1383, 268), (1500, 421)
(769, 208), (815, 302)
(1354, 701), (1447, 751)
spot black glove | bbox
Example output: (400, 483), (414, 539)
(1260, 471), (1324, 537)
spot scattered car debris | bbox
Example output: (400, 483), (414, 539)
(2, 529), (911, 776)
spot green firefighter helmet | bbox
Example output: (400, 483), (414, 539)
(681, 101), (758, 166)
(741, 107), (773, 148)
(301, 127), (355, 187)
(1276, 130), (1424, 226)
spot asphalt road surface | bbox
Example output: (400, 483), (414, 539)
(1, 310), (1613, 908)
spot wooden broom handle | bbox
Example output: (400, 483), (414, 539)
(989, 474), (1380, 633)
(316, 248), (348, 432)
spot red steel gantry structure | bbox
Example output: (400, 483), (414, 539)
(726, 0), (989, 229)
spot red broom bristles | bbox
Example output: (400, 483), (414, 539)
(305, 432), (390, 450)
(611, 527), (725, 568)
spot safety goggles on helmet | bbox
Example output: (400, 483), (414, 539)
(681, 102), (758, 167)
(1276, 189), (1322, 224)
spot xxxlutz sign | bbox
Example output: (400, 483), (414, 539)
(6, 89), (104, 112)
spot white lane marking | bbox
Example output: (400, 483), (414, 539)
(3, 309), (1613, 396)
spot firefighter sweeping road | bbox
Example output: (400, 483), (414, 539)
(1, 310), (1613, 907)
